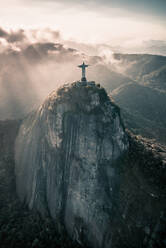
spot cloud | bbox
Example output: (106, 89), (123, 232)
(0, 27), (85, 120)
(1, 0), (166, 45)
(0, 27), (8, 38)
(21, 42), (79, 64)
(0, 26), (165, 120)
(7, 29), (26, 43)
(28, 29), (61, 43)
(0, 28), (26, 43)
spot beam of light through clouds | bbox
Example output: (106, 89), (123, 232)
(0, 0), (166, 120)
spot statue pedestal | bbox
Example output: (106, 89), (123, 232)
(81, 77), (87, 82)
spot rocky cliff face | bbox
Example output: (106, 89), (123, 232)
(15, 81), (128, 248)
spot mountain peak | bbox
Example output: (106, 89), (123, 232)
(15, 81), (128, 248)
(43, 81), (113, 115)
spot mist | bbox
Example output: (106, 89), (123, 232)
(0, 27), (123, 120)
(0, 27), (165, 120)
(0, 28), (98, 119)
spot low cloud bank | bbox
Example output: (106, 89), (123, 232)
(0, 27), (165, 119)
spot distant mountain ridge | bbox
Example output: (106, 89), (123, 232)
(111, 83), (166, 144)
(102, 53), (166, 144)
(0, 51), (165, 145)
(113, 53), (166, 90)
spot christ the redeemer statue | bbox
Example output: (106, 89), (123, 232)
(78, 62), (89, 82)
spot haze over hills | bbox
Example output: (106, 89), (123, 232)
(113, 53), (166, 90)
(0, 34), (166, 246)
(111, 83), (166, 144)
(99, 53), (166, 144)
(0, 0), (166, 246)
(0, 26), (165, 143)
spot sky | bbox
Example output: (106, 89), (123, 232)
(0, 0), (166, 45)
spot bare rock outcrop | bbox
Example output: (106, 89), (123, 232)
(15, 81), (128, 248)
